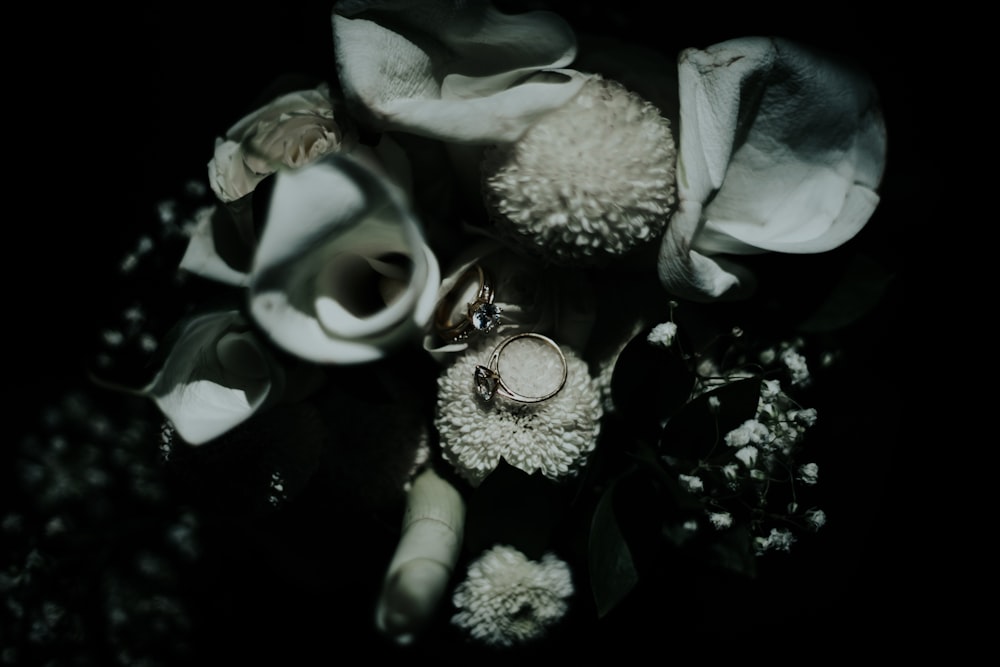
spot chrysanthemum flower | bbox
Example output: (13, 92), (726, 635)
(481, 74), (677, 265)
(451, 544), (573, 647)
(435, 337), (601, 486)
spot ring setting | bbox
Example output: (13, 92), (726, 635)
(474, 332), (568, 404)
(434, 264), (502, 343)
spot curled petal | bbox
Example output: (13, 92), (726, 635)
(178, 205), (252, 286)
(658, 36), (887, 301)
(145, 311), (281, 445)
(376, 466), (466, 645)
(332, 0), (587, 143)
(248, 152), (440, 364)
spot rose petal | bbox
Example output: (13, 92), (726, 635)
(249, 153), (440, 364)
(208, 138), (269, 203)
(145, 311), (275, 445)
(332, 1), (587, 143)
(658, 36), (887, 301)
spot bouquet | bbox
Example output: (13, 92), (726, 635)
(6, 1), (904, 662)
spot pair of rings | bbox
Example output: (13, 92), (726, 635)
(474, 332), (568, 404)
(434, 263), (567, 404)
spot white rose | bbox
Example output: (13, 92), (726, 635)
(208, 83), (356, 204)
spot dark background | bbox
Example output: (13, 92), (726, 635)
(8, 2), (916, 662)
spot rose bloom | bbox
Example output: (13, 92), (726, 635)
(208, 83), (357, 204)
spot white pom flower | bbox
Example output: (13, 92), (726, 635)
(757, 527), (796, 554)
(805, 508), (827, 530)
(482, 74), (677, 265)
(679, 474), (703, 493)
(724, 419), (770, 448)
(647, 321), (678, 348)
(734, 445), (759, 468)
(451, 544), (573, 647)
(797, 462), (819, 485)
(435, 337), (601, 487)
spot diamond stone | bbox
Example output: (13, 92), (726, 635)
(470, 302), (501, 333)
(474, 365), (499, 401)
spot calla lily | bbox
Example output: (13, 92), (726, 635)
(375, 466), (466, 645)
(332, 0), (589, 144)
(145, 311), (283, 446)
(657, 36), (888, 302)
(248, 152), (440, 364)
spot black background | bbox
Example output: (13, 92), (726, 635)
(9, 1), (916, 662)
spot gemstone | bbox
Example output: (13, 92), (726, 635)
(474, 365), (499, 401)
(470, 302), (501, 333)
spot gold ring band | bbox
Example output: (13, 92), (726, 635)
(474, 332), (568, 404)
(434, 264), (501, 343)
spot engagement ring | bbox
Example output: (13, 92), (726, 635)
(474, 332), (567, 404)
(434, 264), (502, 343)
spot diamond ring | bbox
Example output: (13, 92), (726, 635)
(434, 263), (502, 343)
(474, 332), (568, 404)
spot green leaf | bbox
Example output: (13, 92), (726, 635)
(797, 253), (895, 333)
(705, 524), (757, 579)
(589, 479), (639, 618)
(609, 327), (696, 442)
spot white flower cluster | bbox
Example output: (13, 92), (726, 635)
(665, 322), (826, 549)
(647, 321), (678, 348)
(725, 379), (818, 459)
(451, 545), (574, 647)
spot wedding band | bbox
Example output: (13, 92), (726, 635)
(434, 264), (502, 343)
(474, 332), (568, 404)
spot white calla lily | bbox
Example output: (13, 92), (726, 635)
(376, 466), (466, 645)
(248, 152), (440, 364)
(332, 0), (588, 144)
(658, 36), (888, 301)
(145, 311), (281, 446)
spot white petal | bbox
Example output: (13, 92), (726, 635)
(249, 154), (439, 364)
(145, 311), (273, 445)
(380, 70), (589, 144)
(658, 202), (754, 301)
(332, 2), (586, 144)
(208, 139), (268, 203)
(659, 36), (887, 301)
(178, 206), (251, 286)
(154, 380), (258, 446)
